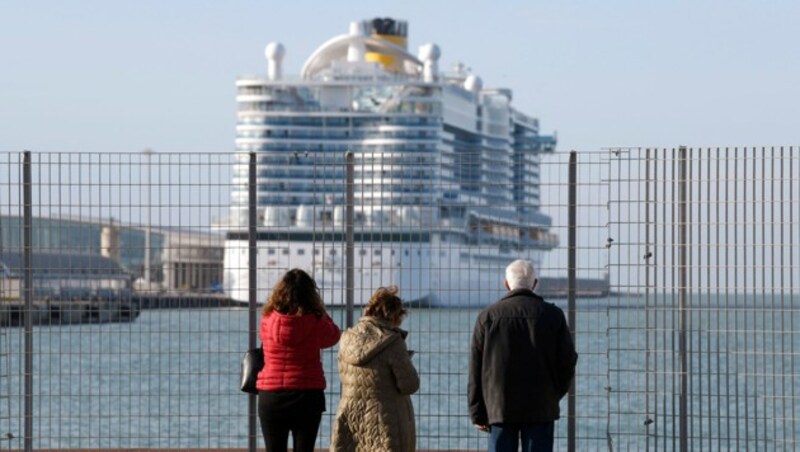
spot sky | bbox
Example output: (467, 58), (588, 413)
(2, 0), (799, 153)
(2, 1), (799, 286)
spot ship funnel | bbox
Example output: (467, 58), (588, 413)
(265, 42), (286, 81)
(364, 17), (408, 73)
(418, 43), (440, 82)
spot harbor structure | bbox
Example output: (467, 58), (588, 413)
(0, 215), (224, 294)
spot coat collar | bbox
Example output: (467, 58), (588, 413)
(500, 288), (537, 301)
(362, 316), (408, 339)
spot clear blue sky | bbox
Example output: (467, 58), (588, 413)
(1, 0), (798, 153)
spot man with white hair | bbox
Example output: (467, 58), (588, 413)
(468, 259), (577, 452)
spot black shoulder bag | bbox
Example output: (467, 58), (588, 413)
(240, 345), (264, 394)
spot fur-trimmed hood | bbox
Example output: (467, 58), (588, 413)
(338, 316), (408, 366)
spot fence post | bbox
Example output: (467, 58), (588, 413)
(22, 150), (33, 452)
(678, 146), (688, 452)
(345, 151), (355, 328)
(248, 151), (258, 452)
(567, 151), (577, 452)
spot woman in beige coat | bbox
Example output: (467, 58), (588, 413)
(331, 286), (420, 452)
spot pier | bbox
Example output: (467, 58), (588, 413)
(537, 276), (610, 299)
(1, 298), (140, 326)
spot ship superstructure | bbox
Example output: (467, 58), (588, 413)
(223, 18), (557, 306)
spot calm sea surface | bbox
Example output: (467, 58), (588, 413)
(3, 295), (798, 450)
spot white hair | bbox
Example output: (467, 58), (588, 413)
(505, 259), (538, 290)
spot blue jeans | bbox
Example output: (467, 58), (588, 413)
(489, 422), (555, 452)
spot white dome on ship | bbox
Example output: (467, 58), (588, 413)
(265, 42), (285, 60)
(464, 75), (483, 93)
(418, 43), (440, 61)
(301, 34), (423, 80)
(265, 42), (286, 81)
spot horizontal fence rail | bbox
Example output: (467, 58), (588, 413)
(0, 148), (798, 451)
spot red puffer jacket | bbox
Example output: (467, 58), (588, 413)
(256, 311), (341, 391)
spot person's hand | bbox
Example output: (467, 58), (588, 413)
(474, 424), (489, 432)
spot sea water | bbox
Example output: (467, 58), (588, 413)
(2, 296), (798, 450)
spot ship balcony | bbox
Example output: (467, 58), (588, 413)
(523, 231), (559, 250)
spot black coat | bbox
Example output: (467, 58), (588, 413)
(468, 288), (578, 425)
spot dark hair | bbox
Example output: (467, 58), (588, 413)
(262, 269), (325, 317)
(364, 286), (407, 324)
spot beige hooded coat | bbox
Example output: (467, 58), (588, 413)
(331, 316), (420, 452)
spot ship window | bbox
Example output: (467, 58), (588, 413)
(297, 249), (305, 255)
(314, 249), (320, 255)
(373, 250), (381, 256)
(404, 250), (409, 256)
(282, 248), (289, 255)
(267, 249), (275, 255)
(359, 249), (367, 256)
(329, 249), (337, 255)
(391, 250), (395, 256)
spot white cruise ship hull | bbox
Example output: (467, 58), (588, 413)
(223, 237), (545, 308)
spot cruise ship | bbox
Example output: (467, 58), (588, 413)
(223, 18), (558, 307)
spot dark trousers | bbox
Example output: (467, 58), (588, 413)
(489, 422), (555, 452)
(258, 389), (324, 452)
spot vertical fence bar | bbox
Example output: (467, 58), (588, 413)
(678, 146), (688, 452)
(567, 151), (576, 451)
(644, 148), (652, 450)
(705, 149), (714, 451)
(22, 151), (33, 452)
(143, 148), (153, 285)
(789, 147), (797, 446)
(248, 151), (258, 452)
(792, 147), (799, 448)
(345, 151), (355, 328)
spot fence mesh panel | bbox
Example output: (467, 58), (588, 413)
(606, 147), (799, 451)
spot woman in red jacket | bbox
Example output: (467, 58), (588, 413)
(257, 268), (341, 452)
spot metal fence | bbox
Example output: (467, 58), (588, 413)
(605, 147), (798, 451)
(0, 148), (797, 451)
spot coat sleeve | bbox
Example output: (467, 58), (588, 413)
(555, 309), (578, 398)
(388, 338), (420, 396)
(316, 314), (342, 349)
(468, 313), (488, 425)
